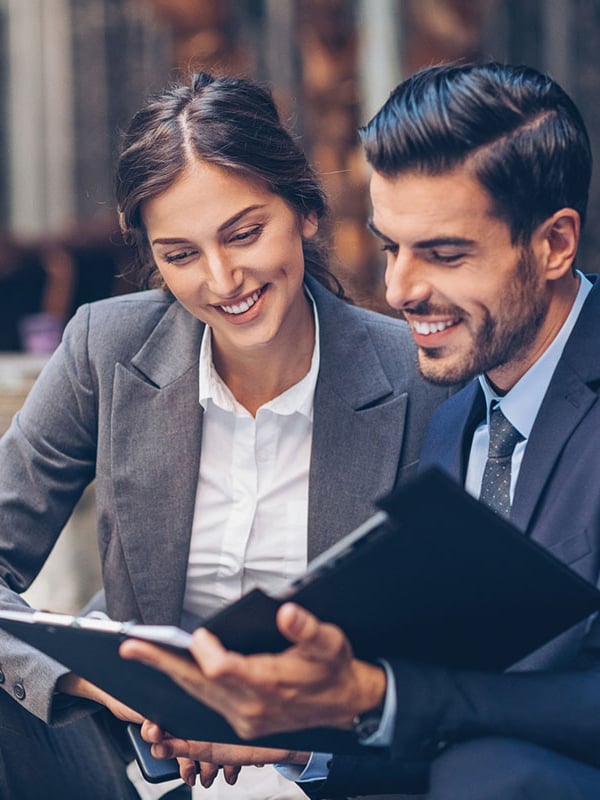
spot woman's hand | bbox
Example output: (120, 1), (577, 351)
(55, 672), (144, 723)
(140, 719), (309, 788)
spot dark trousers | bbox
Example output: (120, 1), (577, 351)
(429, 737), (600, 800)
(0, 689), (139, 800)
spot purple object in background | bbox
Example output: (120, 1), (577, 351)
(18, 313), (63, 354)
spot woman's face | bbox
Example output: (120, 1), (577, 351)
(142, 159), (317, 364)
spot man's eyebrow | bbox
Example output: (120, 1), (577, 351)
(413, 236), (477, 249)
(366, 221), (476, 250)
(367, 219), (393, 242)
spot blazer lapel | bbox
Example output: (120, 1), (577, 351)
(111, 302), (204, 624)
(307, 284), (410, 559)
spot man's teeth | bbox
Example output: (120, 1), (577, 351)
(220, 289), (262, 315)
(412, 319), (456, 335)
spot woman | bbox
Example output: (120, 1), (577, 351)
(0, 73), (446, 799)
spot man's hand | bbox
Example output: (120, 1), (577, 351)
(55, 672), (144, 724)
(120, 602), (386, 739)
(139, 719), (308, 787)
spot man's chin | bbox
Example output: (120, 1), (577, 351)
(417, 351), (477, 387)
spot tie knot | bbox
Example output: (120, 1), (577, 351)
(488, 406), (523, 458)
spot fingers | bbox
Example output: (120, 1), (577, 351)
(121, 631), (245, 697)
(152, 737), (193, 760)
(276, 602), (350, 662)
(140, 719), (168, 744)
(189, 628), (247, 679)
(120, 637), (214, 704)
(183, 760), (238, 789)
(119, 638), (191, 674)
(222, 764), (242, 785)
(198, 761), (219, 788)
(57, 673), (145, 724)
(109, 700), (145, 725)
(151, 739), (292, 766)
(177, 757), (198, 787)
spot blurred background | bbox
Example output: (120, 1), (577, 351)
(1, 0), (600, 611)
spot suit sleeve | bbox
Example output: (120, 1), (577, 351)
(313, 634), (600, 798)
(302, 749), (429, 798)
(385, 650), (600, 767)
(0, 305), (99, 723)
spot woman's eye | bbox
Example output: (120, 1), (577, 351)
(230, 225), (263, 244)
(163, 250), (195, 264)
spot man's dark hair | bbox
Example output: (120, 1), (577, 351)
(359, 62), (592, 244)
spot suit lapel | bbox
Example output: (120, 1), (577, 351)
(420, 381), (484, 483)
(511, 279), (600, 534)
(307, 283), (410, 559)
(111, 302), (204, 624)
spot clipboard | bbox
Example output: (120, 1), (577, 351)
(1, 467), (599, 753)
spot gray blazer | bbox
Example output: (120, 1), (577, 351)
(0, 277), (447, 723)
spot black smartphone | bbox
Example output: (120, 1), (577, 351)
(126, 723), (182, 784)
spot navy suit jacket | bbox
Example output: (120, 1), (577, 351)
(315, 276), (600, 798)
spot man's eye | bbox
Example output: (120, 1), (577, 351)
(380, 243), (398, 256)
(431, 251), (464, 264)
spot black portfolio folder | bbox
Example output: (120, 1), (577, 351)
(1, 468), (599, 754)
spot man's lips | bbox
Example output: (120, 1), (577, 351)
(216, 286), (266, 316)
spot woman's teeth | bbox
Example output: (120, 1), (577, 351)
(220, 288), (263, 315)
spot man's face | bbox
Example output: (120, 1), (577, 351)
(369, 168), (554, 391)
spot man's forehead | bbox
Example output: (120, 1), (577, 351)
(369, 168), (500, 236)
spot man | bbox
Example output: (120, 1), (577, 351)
(121, 62), (600, 798)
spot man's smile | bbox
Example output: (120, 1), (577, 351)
(409, 318), (459, 336)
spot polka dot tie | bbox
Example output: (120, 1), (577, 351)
(479, 405), (524, 519)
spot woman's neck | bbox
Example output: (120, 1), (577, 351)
(212, 300), (316, 417)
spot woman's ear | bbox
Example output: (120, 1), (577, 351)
(534, 208), (580, 281)
(301, 212), (319, 239)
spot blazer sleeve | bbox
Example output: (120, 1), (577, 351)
(0, 304), (99, 724)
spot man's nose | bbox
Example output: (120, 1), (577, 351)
(384, 251), (431, 311)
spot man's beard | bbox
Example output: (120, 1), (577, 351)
(414, 249), (550, 386)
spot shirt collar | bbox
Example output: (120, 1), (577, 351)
(478, 271), (592, 438)
(199, 283), (320, 419)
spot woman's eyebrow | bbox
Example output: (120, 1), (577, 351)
(217, 204), (267, 233)
(151, 204), (267, 245)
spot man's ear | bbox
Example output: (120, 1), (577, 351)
(533, 208), (580, 281)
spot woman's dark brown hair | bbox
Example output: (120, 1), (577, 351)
(116, 72), (342, 295)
